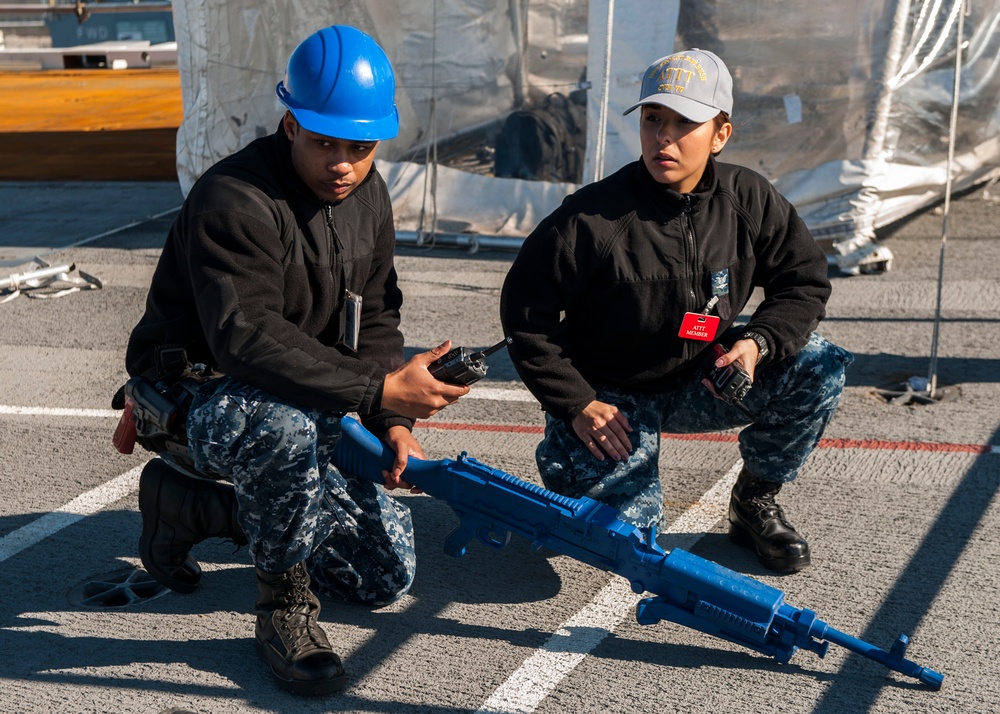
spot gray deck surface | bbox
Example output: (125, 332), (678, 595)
(1, 179), (998, 714)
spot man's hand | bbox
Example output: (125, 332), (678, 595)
(571, 400), (633, 461)
(381, 341), (470, 419)
(381, 425), (424, 493)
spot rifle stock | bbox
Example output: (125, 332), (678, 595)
(332, 416), (943, 689)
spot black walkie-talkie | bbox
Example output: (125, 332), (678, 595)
(429, 336), (512, 386)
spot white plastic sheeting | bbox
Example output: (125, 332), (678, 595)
(675, 0), (1000, 272)
(172, 0), (1000, 271)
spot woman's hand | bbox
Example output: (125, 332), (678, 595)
(571, 400), (633, 461)
(709, 338), (759, 381)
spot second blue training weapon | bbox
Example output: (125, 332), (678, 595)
(332, 416), (944, 689)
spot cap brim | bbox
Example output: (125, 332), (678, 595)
(623, 93), (720, 124)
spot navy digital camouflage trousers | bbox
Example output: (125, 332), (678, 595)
(537, 332), (853, 530)
(185, 377), (415, 606)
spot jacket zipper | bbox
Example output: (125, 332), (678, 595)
(682, 195), (698, 313)
(681, 195), (700, 361)
(324, 204), (344, 281)
(324, 204), (337, 256)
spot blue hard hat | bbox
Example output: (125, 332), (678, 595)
(275, 25), (399, 141)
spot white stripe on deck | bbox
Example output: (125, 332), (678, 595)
(467, 387), (537, 403)
(475, 462), (743, 714)
(0, 385), (537, 418)
(0, 405), (121, 418)
(0, 464), (146, 563)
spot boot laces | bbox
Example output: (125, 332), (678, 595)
(744, 488), (795, 530)
(276, 566), (328, 655)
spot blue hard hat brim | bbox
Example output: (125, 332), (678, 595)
(276, 81), (400, 142)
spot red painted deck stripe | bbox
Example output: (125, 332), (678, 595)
(414, 421), (994, 454)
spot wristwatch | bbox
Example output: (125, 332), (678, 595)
(742, 330), (770, 364)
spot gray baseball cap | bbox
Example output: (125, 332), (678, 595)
(623, 49), (733, 123)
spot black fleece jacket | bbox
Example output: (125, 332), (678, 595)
(500, 157), (831, 421)
(126, 124), (412, 436)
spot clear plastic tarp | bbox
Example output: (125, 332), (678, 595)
(172, 0), (1000, 271)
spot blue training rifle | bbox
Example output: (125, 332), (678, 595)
(331, 415), (944, 689)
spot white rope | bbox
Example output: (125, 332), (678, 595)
(591, 0), (615, 183)
(927, 0), (969, 398)
(0, 258), (103, 303)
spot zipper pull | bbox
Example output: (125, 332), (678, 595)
(324, 204), (343, 253)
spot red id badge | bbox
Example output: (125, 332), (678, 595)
(678, 312), (720, 341)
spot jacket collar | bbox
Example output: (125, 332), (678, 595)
(634, 154), (719, 211)
(267, 122), (316, 205)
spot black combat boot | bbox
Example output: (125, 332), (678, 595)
(255, 562), (347, 695)
(728, 467), (811, 573)
(138, 459), (246, 593)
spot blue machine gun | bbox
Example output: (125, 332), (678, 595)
(332, 416), (944, 689)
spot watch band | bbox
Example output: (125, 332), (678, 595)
(742, 330), (770, 363)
